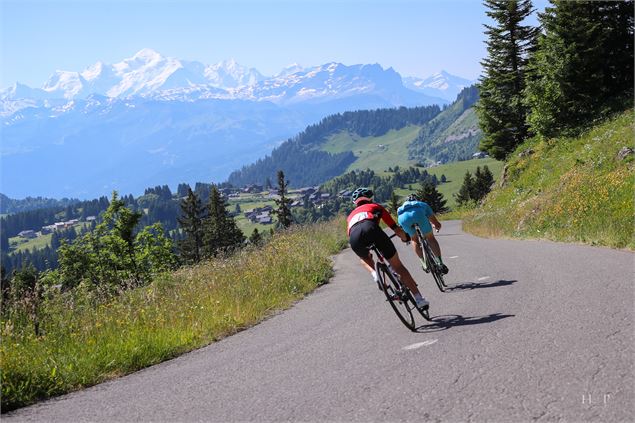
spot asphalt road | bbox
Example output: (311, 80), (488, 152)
(5, 221), (634, 422)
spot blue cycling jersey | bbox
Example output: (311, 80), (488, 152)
(397, 200), (434, 237)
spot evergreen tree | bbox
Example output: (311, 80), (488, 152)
(202, 186), (244, 257)
(249, 228), (263, 246)
(525, 0), (634, 138)
(177, 183), (191, 198)
(388, 191), (400, 214)
(476, 0), (538, 159)
(0, 229), (9, 254)
(416, 181), (449, 214)
(455, 171), (475, 207)
(177, 188), (205, 264)
(474, 165), (495, 200)
(472, 166), (484, 200)
(274, 170), (293, 229)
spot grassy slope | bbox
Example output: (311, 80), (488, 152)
(395, 157), (504, 209)
(1, 219), (348, 411)
(320, 123), (503, 209)
(439, 108), (479, 141)
(464, 110), (634, 249)
(321, 126), (421, 174)
(10, 234), (53, 253)
(8, 223), (91, 254)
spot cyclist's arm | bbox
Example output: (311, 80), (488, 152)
(379, 206), (409, 242)
(393, 225), (410, 242)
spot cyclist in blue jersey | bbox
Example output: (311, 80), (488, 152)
(397, 194), (449, 274)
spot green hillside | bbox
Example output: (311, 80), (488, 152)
(408, 85), (481, 164)
(395, 157), (503, 208)
(321, 126), (421, 173)
(228, 90), (483, 188)
(464, 110), (634, 249)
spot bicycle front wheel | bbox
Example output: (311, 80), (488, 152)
(377, 263), (416, 331)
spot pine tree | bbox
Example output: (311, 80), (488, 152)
(455, 171), (475, 207)
(472, 166), (495, 201)
(472, 166), (484, 200)
(525, 1), (634, 138)
(416, 181), (449, 214)
(249, 228), (262, 245)
(388, 191), (400, 214)
(202, 186), (244, 257)
(274, 170), (293, 229)
(476, 0), (538, 159)
(177, 188), (205, 264)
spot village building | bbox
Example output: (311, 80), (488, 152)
(18, 230), (37, 239)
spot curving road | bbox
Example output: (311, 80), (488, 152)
(5, 221), (634, 422)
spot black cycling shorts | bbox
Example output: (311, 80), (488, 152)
(349, 220), (397, 260)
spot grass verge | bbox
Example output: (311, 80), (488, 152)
(1, 218), (348, 411)
(464, 109), (634, 249)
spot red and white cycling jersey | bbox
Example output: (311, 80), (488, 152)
(346, 203), (397, 235)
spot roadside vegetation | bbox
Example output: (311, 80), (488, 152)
(464, 110), (634, 249)
(1, 217), (347, 411)
(465, 0), (633, 249)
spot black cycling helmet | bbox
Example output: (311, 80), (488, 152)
(351, 187), (374, 204)
(407, 193), (419, 202)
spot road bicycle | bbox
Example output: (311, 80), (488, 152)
(413, 223), (447, 292)
(370, 235), (430, 331)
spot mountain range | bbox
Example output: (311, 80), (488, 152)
(1, 49), (475, 199)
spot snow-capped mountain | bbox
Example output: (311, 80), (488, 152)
(204, 58), (265, 88)
(1, 49), (266, 103)
(403, 70), (476, 102)
(1, 49), (453, 107)
(0, 49), (473, 199)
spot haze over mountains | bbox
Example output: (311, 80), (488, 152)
(1, 49), (475, 199)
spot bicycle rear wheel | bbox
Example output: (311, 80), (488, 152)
(423, 241), (447, 292)
(377, 263), (416, 331)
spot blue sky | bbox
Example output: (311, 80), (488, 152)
(1, 0), (548, 89)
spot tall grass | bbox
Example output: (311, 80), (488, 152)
(464, 110), (634, 249)
(1, 219), (347, 411)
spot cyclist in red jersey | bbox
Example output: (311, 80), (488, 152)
(347, 187), (430, 309)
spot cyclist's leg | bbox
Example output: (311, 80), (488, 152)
(425, 232), (442, 258)
(349, 220), (376, 276)
(386, 253), (424, 298)
(359, 254), (375, 273)
(365, 224), (417, 292)
(425, 231), (449, 273)
(410, 231), (424, 259)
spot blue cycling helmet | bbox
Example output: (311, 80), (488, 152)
(351, 187), (374, 204)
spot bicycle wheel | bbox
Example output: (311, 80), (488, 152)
(377, 263), (416, 331)
(423, 241), (447, 292)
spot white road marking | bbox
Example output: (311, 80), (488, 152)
(403, 339), (438, 350)
(477, 276), (491, 281)
(448, 256), (459, 259)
